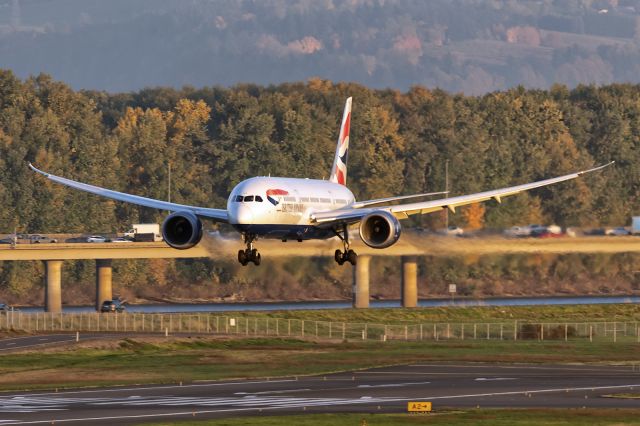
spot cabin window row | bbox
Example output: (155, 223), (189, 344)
(233, 195), (349, 204)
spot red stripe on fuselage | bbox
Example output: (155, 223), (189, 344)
(266, 189), (289, 196)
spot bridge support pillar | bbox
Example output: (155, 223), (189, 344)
(401, 256), (418, 308)
(44, 260), (63, 313)
(95, 259), (113, 311)
(352, 255), (371, 308)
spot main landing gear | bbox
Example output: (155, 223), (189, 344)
(334, 224), (357, 266)
(238, 234), (261, 266)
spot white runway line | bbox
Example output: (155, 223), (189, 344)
(2, 383), (640, 425)
(475, 378), (517, 381)
(410, 364), (635, 373)
(358, 381), (431, 388)
(235, 388), (312, 395)
(0, 395), (393, 416)
(355, 371), (457, 375)
(0, 378), (298, 398)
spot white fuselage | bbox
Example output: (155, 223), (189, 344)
(227, 177), (355, 240)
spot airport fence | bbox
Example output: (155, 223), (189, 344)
(1, 311), (639, 343)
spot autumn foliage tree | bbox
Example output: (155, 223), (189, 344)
(0, 70), (637, 301)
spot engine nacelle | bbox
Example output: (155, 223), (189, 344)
(162, 211), (203, 250)
(359, 211), (402, 249)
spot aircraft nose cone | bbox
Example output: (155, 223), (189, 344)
(235, 205), (254, 225)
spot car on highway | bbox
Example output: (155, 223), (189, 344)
(86, 235), (108, 243)
(532, 224), (563, 238)
(528, 224), (548, 237)
(110, 237), (133, 243)
(29, 234), (58, 243)
(0, 234), (57, 244)
(504, 226), (530, 238)
(100, 299), (125, 313)
(606, 227), (631, 236)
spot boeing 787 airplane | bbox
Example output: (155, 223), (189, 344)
(30, 97), (612, 266)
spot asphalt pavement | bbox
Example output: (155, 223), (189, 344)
(0, 334), (83, 352)
(0, 334), (124, 352)
(0, 363), (639, 424)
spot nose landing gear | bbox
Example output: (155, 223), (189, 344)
(334, 224), (357, 266)
(238, 234), (261, 266)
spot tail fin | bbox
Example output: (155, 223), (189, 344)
(329, 97), (352, 186)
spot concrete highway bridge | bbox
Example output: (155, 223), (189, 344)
(1, 235), (639, 312)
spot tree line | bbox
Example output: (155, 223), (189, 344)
(0, 71), (637, 300)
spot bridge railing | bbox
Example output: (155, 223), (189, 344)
(1, 312), (639, 343)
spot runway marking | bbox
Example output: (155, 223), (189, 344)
(0, 379), (298, 398)
(410, 364), (635, 373)
(406, 383), (640, 402)
(358, 381), (431, 388)
(475, 378), (517, 381)
(235, 389), (312, 395)
(0, 384), (640, 424)
(2, 383), (640, 424)
(0, 395), (394, 416)
(355, 371), (456, 375)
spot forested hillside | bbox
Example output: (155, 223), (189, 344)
(0, 71), (638, 303)
(5, 0), (640, 94)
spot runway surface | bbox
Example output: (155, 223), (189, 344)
(0, 334), (117, 352)
(0, 363), (639, 424)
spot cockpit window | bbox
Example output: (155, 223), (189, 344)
(235, 195), (244, 202)
(244, 195), (254, 202)
(255, 196), (263, 202)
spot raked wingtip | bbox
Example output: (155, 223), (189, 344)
(578, 161), (615, 176)
(28, 162), (48, 176)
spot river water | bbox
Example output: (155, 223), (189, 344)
(16, 295), (640, 313)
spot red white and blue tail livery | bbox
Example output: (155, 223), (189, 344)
(29, 98), (613, 266)
(330, 97), (351, 186)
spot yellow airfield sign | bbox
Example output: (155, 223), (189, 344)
(407, 401), (432, 412)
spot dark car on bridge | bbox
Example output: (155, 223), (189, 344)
(100, 300), (125, 313)
(0, 303), (18, 312)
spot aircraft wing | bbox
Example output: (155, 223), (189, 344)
(349, 191), (448, 209)
(29, 163), (229, 222)
(311, 162), (613, 225)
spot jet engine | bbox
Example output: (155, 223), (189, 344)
(359, 211), (401, 249)
(162, 211), (203, 249)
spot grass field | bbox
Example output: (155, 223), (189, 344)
(191, 304), (640, 323)
(147, 409), (640, 425)
(0, 336), (639, 391)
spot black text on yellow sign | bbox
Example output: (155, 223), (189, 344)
(407, 401), (432, 412)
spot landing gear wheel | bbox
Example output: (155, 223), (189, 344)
(333, 223), (357, 266)
(346, 249), (357, 265)
(238, 250), (249, 266)
(238, 234), (261, 266)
